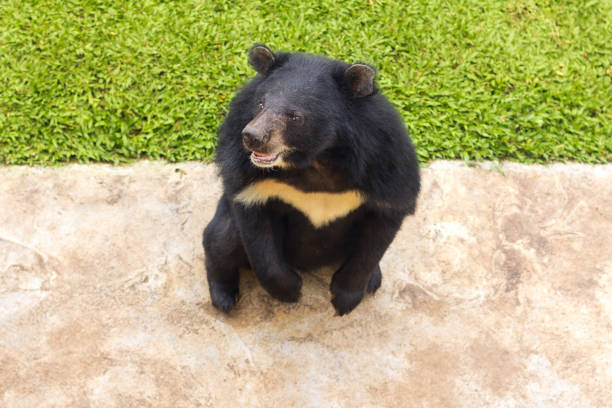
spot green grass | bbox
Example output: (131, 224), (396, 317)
(0, 0), (611, 165)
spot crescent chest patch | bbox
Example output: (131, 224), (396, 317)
(234, 179), (365, 228)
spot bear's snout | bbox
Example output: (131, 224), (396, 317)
(242, 126), (269, 152)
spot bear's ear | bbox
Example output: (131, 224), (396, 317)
(344, 63), (376, 98)
(248, 44), (276, 75)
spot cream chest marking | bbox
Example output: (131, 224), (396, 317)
(234, 179), (365, 228)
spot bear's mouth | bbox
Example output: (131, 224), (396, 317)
(250, 151), (282, 166)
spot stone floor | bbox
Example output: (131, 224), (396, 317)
(1, 161), (611, 407)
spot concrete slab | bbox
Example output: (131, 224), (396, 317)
(1, 161), (611, 407)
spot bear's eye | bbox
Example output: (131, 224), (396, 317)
(289, 111), (303, 123)
(257, 102), (264, 111)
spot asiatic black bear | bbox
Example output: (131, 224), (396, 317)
(203, 44), (420, 315)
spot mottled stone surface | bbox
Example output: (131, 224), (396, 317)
(1, 161), (611, 407)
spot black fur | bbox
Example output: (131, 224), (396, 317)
(203, 45), (420, 315)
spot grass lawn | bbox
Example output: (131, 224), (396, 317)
(0, 0), (610, 165)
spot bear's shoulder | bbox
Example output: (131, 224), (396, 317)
(330, 99), (421, 214)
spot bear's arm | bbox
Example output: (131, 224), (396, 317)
(330, 208), (404, 314)
(232, 202), (303, 302)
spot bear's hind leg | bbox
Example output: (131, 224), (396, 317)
(203, 197), (248, 313)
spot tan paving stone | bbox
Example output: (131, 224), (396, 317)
(1, 161), (611, 407)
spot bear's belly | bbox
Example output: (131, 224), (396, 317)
(279, 202), (362, 271)
(234, 179), (365, 228)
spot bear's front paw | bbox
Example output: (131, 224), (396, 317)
(261, 271), (302, 303)
(209, 281), (239, 313)
(330, 286), (365, 316)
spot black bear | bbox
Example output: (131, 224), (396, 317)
(203, 44), (420, 315)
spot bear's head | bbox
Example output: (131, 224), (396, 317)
(241, 44), (377, 169)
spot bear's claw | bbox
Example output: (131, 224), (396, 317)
(366, 268), (382, 294)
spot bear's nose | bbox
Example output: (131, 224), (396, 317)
(242, 126), (268, 150)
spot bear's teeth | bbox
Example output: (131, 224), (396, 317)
(252, 152), (279, 162)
